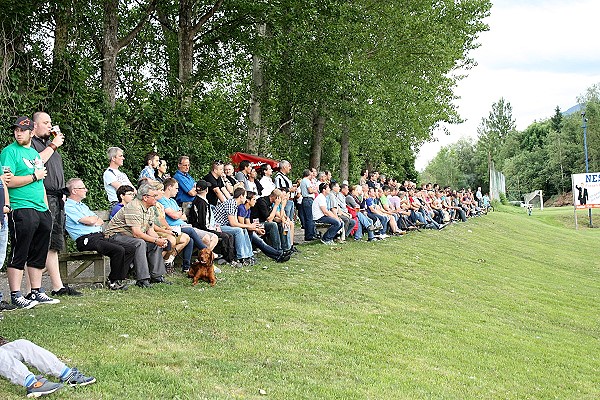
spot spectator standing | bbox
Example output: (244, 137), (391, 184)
(30, 111), (82, 297)
(0, 172), (15, 311)
(1, 116), (58, 308)
(299, 169), (318, 241)
(274, 160), (295, 220)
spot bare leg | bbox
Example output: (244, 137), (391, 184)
(45, 250), (64, 291)
(25, 250), (63, 293)
(26, 267), (43, 291)
(7, 267), (24, 292)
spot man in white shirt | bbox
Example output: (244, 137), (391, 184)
(103, 147), (134, 207)
(312, 182), (342, 245)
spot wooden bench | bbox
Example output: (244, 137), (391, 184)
(58, 210), (110, 285)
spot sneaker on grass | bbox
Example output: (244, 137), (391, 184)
(107, 280), (128, 290)
(60, 368), (96, 387)
(320, 239), (336, 245)
(11, 293), (38, 309)
(0, 300), (17, 312)
(26, 378), (63, 398)
(25, 288), (60, 305)
(51, 285), (83, 297)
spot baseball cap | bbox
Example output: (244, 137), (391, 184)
(11, 116), (33, 131)
(196, 180), (212, 190)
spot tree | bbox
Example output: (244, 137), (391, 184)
(100, 0), (156, 107)
(476, 97), (516, 186)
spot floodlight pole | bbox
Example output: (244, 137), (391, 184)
(582, 112), (593, 227)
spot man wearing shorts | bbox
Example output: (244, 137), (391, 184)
(0, 116), (58, 308)
(30, 111), (82, 296)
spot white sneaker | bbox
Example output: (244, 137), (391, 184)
(25, 289), (60, 305)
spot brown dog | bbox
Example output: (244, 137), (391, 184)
(188, 248), (216, 286)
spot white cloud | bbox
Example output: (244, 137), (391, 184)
(415, 0), (600, 170)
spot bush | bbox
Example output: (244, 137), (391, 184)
(499, 192), (509, 205)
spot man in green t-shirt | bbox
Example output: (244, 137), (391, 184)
(0, 116), (59, 309)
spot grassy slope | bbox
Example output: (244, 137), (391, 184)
(1, 207), (599, 399)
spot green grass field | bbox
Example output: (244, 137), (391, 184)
(1, 206), (599, 399)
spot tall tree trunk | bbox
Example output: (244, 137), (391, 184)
(248, 23), (266, 154)
(101, 0), (156, 108)
(156, 4), (179, 95)
(178, 0), (194, 104)
(310, 109), (325, 169)
(340, 124), (349, 181)
(102, 0), (119, 107)
(51, 1), (72, 92)
(178, 0), (224, 105)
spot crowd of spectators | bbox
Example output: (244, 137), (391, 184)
(0, 115), (490, 312)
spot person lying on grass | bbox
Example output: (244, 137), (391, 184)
(0, 335), (95, 398)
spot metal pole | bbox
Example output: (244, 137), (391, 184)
(582, 111), (593, 227)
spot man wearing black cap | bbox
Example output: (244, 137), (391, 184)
(0, 116), (58, 308)
(29, 111), (82, 297)
(189, 179), (236, 265)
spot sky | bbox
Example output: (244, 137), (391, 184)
(415, 0), (600, 171)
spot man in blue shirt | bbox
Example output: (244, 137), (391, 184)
(173, 155), (196, 217)
(64, 178), (133, 290)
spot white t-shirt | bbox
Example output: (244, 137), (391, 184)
(259, 176), (276, 196)
(103, 168), (133, 203)
(312, 193), (327, 220)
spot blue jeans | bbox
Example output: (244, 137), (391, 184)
(249, 232), (283, 260)
(263, 221), (282, 251)
(220, 225), (253, 259)
(410, 210), (426, 224)
(284, 201), (295, 220)
(181, 226), (207, 250)
(315, 216), (343, 242)
(302, 198), (316, 240)
(354, 212), (375, 240)
(0, 218), (8, 269)
(367, 212), (389, 235)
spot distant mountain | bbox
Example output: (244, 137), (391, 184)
(562, 103), (583, 116)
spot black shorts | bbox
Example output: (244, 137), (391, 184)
(7, 208), (52, 270)
(48, 195), (65, 251)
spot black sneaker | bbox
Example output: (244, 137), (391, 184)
(135, 280), (152, 288)
(276, 253), (291, 263)
(290, 246), (301, 254)
(51, 285), (83, 297)
(150, 276), (172, 285)
(25, 289), (60, 305)
(107, 280), (128, 290)
(0, 300), (17, 312)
